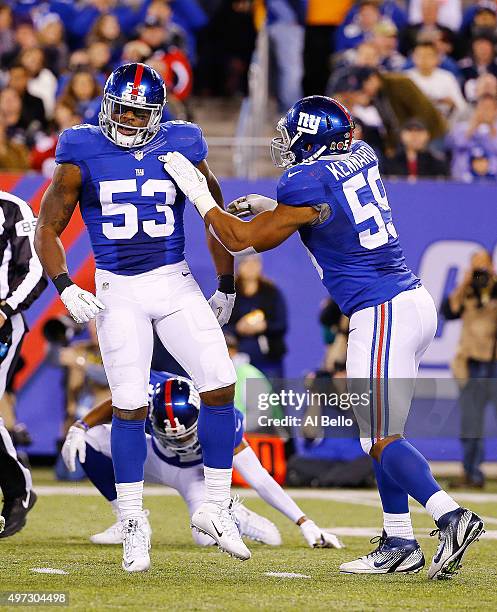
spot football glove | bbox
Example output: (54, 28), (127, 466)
(62, 424), (87, 472)
(300, 519), (344, 549)
(60, 285), (105, 324)
(226, 194), (278, 218)
(208, 290), (236, 327)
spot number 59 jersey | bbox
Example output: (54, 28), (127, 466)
(277, 140), (419, 316)
(55, 121), (208, 275)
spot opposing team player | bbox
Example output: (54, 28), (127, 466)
(62, 370), (342, 550)
(34, 63), (248, 572)
(163, 96), (485, 580)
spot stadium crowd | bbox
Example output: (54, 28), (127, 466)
(0, 0), (495, 181)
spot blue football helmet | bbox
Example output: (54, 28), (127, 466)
(270, 96), (355, 168)
(99, 62), (166, 148)
(150, 376), (200, 456)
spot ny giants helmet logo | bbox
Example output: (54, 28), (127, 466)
(297, 112), (321, 135)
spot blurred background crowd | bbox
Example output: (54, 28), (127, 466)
(1, 0), (497, 181)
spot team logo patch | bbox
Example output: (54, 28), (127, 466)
(133, 150), (144, 161)
(297, 112), (321, 135)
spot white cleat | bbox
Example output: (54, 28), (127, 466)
(121, 513), (151, 573)
(235, 503), (282, 546)
(191, 497), (251, 561)
(300, 519), (344, 549)
(91, 509), (152, 545)
(0, 515), (4, 534)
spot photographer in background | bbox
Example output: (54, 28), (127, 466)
(442, 249), (497, 488)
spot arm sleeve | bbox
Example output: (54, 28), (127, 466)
(55, 128), (80, 165)
(2, 201), (47, 316)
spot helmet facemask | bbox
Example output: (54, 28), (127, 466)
(270, 119), (299, 168)
(151, 417), (200, 457)
(99, 94), (164, 148)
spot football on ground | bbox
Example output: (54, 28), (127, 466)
(0, 470), (496, 611)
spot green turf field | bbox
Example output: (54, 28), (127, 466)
(0, 470), (496, 611)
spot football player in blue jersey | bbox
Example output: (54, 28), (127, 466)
(61, 371), (342, 550)
(163, 96), (485, 580)
(34, 63), (249, 572)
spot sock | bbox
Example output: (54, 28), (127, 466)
(110, 498), (120, 519)
(233, 446), (303, 523)
(383, 512), (415, 540)
(115, 481), (144, 520)
(425, 490), (460, 523)
(373, 460), (413, 539)
(204, 466), (232, 504)
(380, 438), (441, 507)
(111, 416), (147, 482)
(82, 444), (117, 501)
(111, 416), (147, 520)
(197, 402), (235, 468)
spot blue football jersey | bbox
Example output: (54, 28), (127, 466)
(147, 370), (245, 468)
(55, 121), (208, 275)
(277, 140), (419, 316)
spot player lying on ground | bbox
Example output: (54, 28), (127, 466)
(62, 370), (342, 549)
(163, 96), (485, 580)
(35, 63), (249, 572)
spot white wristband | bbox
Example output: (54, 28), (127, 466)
(194, 193), (218, 218)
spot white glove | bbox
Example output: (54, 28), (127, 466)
(163, 151), (210, 203)
(62, 424), (87, 472)
(300, 519), (344, 549)
(60, 284), (105, 324)
(226, 194), (278, 218)
(208, 290), (236, 327)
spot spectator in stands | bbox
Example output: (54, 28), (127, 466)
(19, 46), (57, 118)
(121, 40), (152, 64)
(8, 63), (46, 131)
(1, 15), (37, 68)
(335, 0), (382, 52)
(446, 93), (497, 181)
(0, 87), (30, 144)
(406, 41), (467, 121)
(0, 93), (29, 170)
(35, 12), (68, 77)
(87, 41), (113, 78)
(384, 118), (448, 178)
(226, 254), (288, 380)
(459, 32), (497, 103)
(442, 249), (497, 488)
(460, 1), (497, 55)
(400, 0), (460, 58)
(371, 19), (406, 72)
(138, 14), (187, 57)
(87, 13), (125, 65)
(0, 2), (15, 57)
(474, 72), (497, 101)
(30, 103), (82, 177)
(58, 70), (102, 126)
(265, 0), (305, 113)
(303, 0), (354, 96)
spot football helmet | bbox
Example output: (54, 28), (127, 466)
(270, 95), (355, 168)
(99, 62), (166, 148)
(150, 376), (200, 456)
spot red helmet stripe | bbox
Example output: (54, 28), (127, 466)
(164, 379), (175, 426)
(131, 63), (145, 96)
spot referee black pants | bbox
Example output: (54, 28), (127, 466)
(0, 314), (31, 500)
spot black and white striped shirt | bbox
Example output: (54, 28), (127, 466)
(0, 191), (47, 320)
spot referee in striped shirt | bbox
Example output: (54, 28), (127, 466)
(0, 190), (47, 537)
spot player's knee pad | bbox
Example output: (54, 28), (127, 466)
(196, 356), (237, 394)
(110, 382), (148, 411)
(191, 528), (216, 547)
(360, 437), (374, 455)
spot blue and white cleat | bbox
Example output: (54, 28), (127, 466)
(428, 508), (484, 580)
(340, 531), (425, 574)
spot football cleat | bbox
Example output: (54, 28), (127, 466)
(300, 519), (344, 549)
(121, 513), (151, 573)
(340, 531), (425, 574)
(234, 503), (282, 546)
(0, 490), (37, 538)
(91, 509), (152, 545)
(428, 508), (485, 580)
(191, 497), (251, 560)
(0, 515), (4, 534)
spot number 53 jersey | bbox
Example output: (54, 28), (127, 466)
(277, 140), (419, 317)
(55, 121), (208, 275)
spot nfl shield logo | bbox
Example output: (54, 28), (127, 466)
(134, 150), (144, 161)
